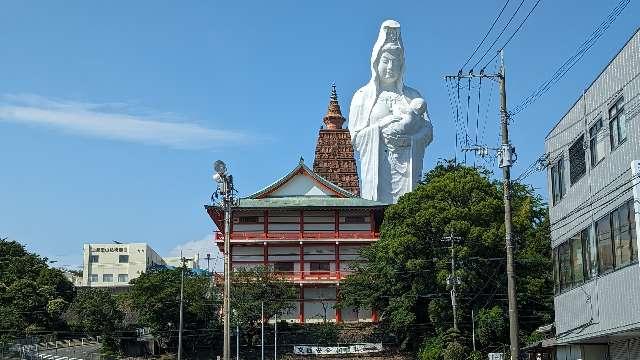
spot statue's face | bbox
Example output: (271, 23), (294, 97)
(377, 50), (402, 84)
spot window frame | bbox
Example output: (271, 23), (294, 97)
(309, 261), (331, 272)
(117, 274), (129, 283)
(102, 273), (114, 282)
(550, 158), (566, 205)
(589, 118), (606, 167)
(119, 254), (129, 263)
(89, 274), (98, 283)
(568, 135), (586, 185)
(89, 255), (99, 263)
(273, 262), (294, 273)
(609, 96), (626, 150)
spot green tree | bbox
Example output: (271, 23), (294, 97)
(338, 162), (553, 354)
(65, 288), (124, 356)
(231, 266), (298, 330)
(0, 238), (74, 344)
(127, 267), (219, 354)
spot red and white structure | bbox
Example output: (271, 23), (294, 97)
(205, 86), (387, 323)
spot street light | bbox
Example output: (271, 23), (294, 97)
(211, 160), (239, 360)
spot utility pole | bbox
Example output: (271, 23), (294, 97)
(206, 253), (211, 272)
(442, 233), (461, 331)
(274, 312), (278, 360)
(471, 308), (476, 352)
(498, 50), (520, 360)
(212, 160), (238, 360)
(444, 50), (520, 359)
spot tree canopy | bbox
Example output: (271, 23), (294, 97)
(338, 163), (553, 357)
(0, 239), (75, 343)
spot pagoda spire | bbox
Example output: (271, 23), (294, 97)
(322, 83), (346, 130)
(313, 83), (360, 196)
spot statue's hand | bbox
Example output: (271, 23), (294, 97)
(378, 114), (403, 129)
(381, 121), (403, 138)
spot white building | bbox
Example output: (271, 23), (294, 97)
(164, 253), (201, 270)
(82, 243), (165, 287)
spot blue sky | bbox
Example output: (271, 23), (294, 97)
(1, 1), (637, 270)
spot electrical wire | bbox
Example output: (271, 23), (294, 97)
(471, 0), (527, 70)
(510, 0), (631, 118)
(459, 0), (512, 72)
(482, 0), (544, 70)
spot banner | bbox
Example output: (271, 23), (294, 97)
(293, 343), (383, 355)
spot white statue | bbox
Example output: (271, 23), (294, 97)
(348, 20), (433, 204)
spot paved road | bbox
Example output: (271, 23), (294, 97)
(37, 343), (100, 360)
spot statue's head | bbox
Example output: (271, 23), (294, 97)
(370, 20), (405, 92)
(377, 43), (403, 85)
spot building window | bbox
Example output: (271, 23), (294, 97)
(558, 242), (571, 291)
(119, 255), (129, 263)
(613, 201), (635, 267)
(582, 226), (597, 280)
(344, 216), (366, 224)
(89, 274), (98, 283)
(589, 119), (605, 166)
(238, 216), (260, 224)
(596, 215), (613, 273)
(570, 232), (585, 286)
(609, 97), (626, 149)
(629, 199), (638, 260)
(550, 158), (565, 205)
(89, 255), (99, 263)
(569, 135), (586, 185)
(309, 262), (330, 272)
(102, 274), (114, 282)
(118, 274), (129, 283)
(273, 262), (294, 272)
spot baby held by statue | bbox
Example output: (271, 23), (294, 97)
(380, 98), (427, 148)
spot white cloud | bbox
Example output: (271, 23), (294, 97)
(170, 234), (223, 272)
(0, 94), (251, 149)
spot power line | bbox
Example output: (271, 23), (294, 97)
(471, 0), (527, 70)
(459, 0), (512, 71)
(481, 0), (544, 70)
(510, 0), (631, 117)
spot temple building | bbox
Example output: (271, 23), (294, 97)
(206, 87), (386, 323)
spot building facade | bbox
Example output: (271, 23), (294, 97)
(206, 87), (386, 323)
(82, 243), (165, 287)
(546, 28), (640, 360)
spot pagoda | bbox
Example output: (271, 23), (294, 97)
(312, 84), (361, 196)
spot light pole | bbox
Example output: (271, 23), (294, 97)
(212, 160), (239, 360)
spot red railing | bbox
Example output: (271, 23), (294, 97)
(214, 231), (379, 241)
(272, 271), (350, 281)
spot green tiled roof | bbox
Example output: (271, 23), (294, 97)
(234, 196), (387, 208)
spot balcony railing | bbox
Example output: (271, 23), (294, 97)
(271, 271), (351, 281)
(215, 231), (379, 241)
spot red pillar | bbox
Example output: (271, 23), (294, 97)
(299, 285), (305, 323)
(335, 242), (340, 280)
(334, 209), (339, 238)
(369, 209), (375, 236)
(299, 241), (304, 280)
(372, 309), (379, 323)
(300, 210), (304, 238)
(263, 242), (268, 267)
(263, 210), (269, 237)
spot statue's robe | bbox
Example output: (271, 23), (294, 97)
(349, 84), (433, 203)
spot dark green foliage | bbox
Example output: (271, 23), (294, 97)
(127, 267), (220, 353)
(231, 266), (298, 335)
(0, 239), (74, 343)
(65, 288), (124, 355)
(339, 162), (553, 355)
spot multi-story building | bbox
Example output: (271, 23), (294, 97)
(82, 243), (165, 288)
(546, 28), (640, 360)
(206, 87), (387, 323)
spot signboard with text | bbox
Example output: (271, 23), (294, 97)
(293, 343), (383, 355)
